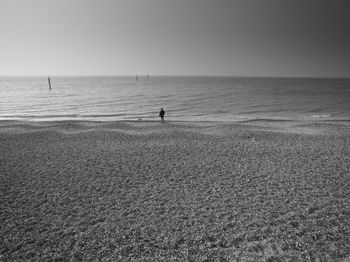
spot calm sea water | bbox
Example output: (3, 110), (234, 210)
(0, 76), (349, 122)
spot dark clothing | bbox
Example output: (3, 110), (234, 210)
(159, 109), (165, 122)
(159, 109), (165, 118)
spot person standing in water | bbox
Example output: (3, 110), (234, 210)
(159, 108), (165, 123)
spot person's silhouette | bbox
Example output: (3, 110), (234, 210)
(159, 108), (165, 123)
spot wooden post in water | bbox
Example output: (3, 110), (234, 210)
(136, 74), (138, 81)
(48, 76), (52, 90)
(147, 74), (149, 80)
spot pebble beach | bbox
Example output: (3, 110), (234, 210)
(1, 120), (350, 261)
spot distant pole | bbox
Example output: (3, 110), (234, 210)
(48, 76), (52, 90)
(147, 74), (149, 80)
(136, 74), (138, 81)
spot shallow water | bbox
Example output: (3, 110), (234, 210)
(0, 76), (349, 121)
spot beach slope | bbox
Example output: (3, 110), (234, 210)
(1, 120), (349, 261)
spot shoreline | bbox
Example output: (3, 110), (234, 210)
(1, 117), (349, 126)
(1, 115), (349, 123)
(1, 118), (349, 136)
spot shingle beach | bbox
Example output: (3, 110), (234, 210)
(1, 120), (349, 261)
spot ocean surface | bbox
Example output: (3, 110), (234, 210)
(0, 76), (349, 122)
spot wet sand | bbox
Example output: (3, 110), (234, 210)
(1, 120), (350, 261)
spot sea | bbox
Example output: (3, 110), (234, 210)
(0, 76), (349, 122)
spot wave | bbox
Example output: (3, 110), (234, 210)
(312, 114), (333, 118)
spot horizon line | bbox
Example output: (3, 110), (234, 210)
(1, 74), (350, 79)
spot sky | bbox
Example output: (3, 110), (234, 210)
(0, 0), (350, 77)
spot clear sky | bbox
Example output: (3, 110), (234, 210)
(1, 0), (349, 77)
